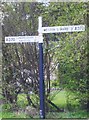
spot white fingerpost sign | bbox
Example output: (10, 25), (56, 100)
(5, 36), (40, 43)
(42, 25), (85, 33)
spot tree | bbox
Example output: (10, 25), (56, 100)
(2, 2), (41, 108)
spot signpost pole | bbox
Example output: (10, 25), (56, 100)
(38, 16), (45, 119)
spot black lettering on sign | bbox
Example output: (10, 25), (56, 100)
(44, 29), (47, 31)
(71, 27), (74, 31)
(6, 38), (9, 41)
(75, 26), (80, 30)
(60, 27), (68, 31)
(10, 38), (15, 41)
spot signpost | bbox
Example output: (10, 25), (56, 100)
(42, 25), (85, 33)
(5, 16), (85, 119)
(38, 17), (45, 119)
(5, 36), (40, 43)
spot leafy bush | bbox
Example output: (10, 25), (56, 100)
(66, 90), (80, 111)
(2, 103), (12, 112)
(17, 94), (28, 109)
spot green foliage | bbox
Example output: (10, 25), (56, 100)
(51, 80), (59, 87)
(2, 103), (12, 112)
(66, 90), (80, 111)
(17, 94), (28, 109)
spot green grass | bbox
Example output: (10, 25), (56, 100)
(50, 90), (80, 109)
(46, 110), (88, 118)
(1, 90), (89, 119)
(48, 90), (88, 118)
(51, 90), (67, 108)
(2, 112), (15, 118)
(1, 109), (88, 119)
(2, 111), (30, 118)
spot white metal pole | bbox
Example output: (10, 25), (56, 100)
(38, 17), (43, 43)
